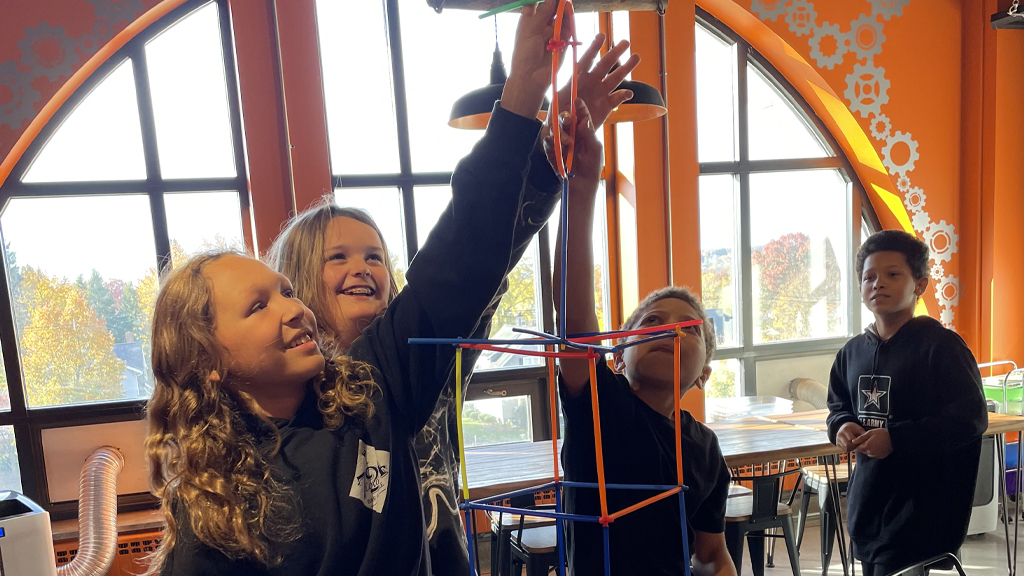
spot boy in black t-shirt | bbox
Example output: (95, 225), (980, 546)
(551, 68), (735, 575)
(827, 230), (987, 576)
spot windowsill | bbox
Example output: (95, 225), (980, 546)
(51, 509), (164, 542)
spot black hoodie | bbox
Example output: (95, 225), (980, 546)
(826, 316), (987, 567)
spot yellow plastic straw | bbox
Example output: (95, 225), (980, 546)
(455, 347), (470, 500)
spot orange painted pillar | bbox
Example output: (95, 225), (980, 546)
(274, 0), (333, 213)
(630, 12), (671, 297)
(990, 23), (1024, 369)
(630, 3), (705, 420)
(227, 0), (294, 256)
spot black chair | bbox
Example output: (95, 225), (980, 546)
(796, 459), (854, 576)
(488, 493), (555, 576)
(509, 523), (559, 576)
(887, 552), (967, 576)
(725, 466), (802, 576)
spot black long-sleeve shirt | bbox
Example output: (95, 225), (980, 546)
(826, 316), (987, 567)
(160, 104), (554, 576)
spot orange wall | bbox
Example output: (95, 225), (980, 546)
(0, 0), (161, 163)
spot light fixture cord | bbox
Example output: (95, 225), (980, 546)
(494, 15), (499, 50)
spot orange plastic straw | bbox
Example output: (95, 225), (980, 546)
(674, 329), (684, 486)
(609, 486), (682, 521)
(588, 353), (610, 520)
(548, 349), (561, 483)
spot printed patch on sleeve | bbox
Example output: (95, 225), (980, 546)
(350, 440), (390, 513)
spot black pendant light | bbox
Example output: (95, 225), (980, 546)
(605, 64), (667, 124)
(449, 19), (549, 129)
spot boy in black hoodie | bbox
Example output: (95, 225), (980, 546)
(826, 230), (987, 576)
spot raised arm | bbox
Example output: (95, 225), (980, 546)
(360, 0), (568, 430)
(553, 36), (638, 398)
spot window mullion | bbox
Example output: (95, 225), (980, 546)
(382, 0), (419, 261)
(736, 41), (757, 395)
(131, 45), (172, 270)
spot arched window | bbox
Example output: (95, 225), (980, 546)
(696, 10), (879, 401)
(0, 0), (245, 509)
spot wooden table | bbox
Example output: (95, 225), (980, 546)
(465, 410), (1024, 498)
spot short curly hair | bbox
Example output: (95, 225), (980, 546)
(857, 230), (930, 281)
(620, 286), (716, 368)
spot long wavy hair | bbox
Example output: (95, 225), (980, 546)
(144, 251), (379, 572)
(266, 197), (400, 357)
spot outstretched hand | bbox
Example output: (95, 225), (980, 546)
(542, 98), (603, 182)
(558, 34), (640, 130)
(501, 0), (572, 120)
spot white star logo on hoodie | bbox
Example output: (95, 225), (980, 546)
(861, 383), (888, 409)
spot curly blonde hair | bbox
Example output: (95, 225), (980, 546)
(144, 251), (379, 572)
(265, 196), (400, 356)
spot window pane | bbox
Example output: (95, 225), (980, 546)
(860, 217), (873, 332)
(546, 185), (611, 334)
(165, 191), (245, 267)
(0, 427), (22, 493)
(317, 0), (400, 174)
(462, 396), (532, 448)
(704, 358), (742, 402)
(695, 25), (736, 163)
(335, 188), (408, 289)
(750, 170), (848, 344)
(145, 3), (236, 179)
(23, 61), (146, 183)
(618, 193), (639, 320)
(0, 352), (9, 411)
(616, 122), (634, 186)
(747, 64), (829, 161)
(399, 2), (517, 172)
(2, 195), (158, 407)
(611, 11), (632, 79)
(699, 175), (739, 348)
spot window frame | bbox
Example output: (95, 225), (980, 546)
(0, 0), (247, 518)
(696, 9), (880, 396)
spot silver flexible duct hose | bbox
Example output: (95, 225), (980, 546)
(789, 377), (829, 409)
(57, 446), (124, 576)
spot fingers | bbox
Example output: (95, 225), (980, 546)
(607, 89), (634, 109)
(604, 52), (640, 87)
(576, 33), (605, 75)
(593, 40), (633, 78)
(574, 98), (594, 131)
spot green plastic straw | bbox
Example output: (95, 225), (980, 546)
(478, 0), (545, 19)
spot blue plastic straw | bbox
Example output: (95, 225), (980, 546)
(464, 508), (477, 575)
(560, 481), (687, 491)
(603, 523), (612, 576)
(679, 491), (691, 576)
(559, 179), (569, 338)
(556, 483), (566, 576)
(610, 332), (680, 353)
(472, 481), (561, 505)
(465, 502), (598, 523)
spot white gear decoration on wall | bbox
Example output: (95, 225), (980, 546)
(844, 63), (891, 118)
(904, 186), (925, 213)
(869, 113), (892, 140)
(937, 274), (960, 307)
(809, 22), (847, 69)
(869, 0), (911, 21)
(911, 210), (930, 233)
(751, 0), (962, 331)
(848, 13), (886, 61)
(785, 0), (818, 37)
(940, 306), (954, 328)
(751, 0), (790, 21)
(881, 130), (919, 175)
(924, 220), (958, 264)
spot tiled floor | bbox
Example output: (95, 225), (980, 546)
(472, 516), (1020, 576)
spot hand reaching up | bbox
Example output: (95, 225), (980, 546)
(558, 34), (641, 130)
(501, 0), (572, 120)
(543, 98), (603, 183)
